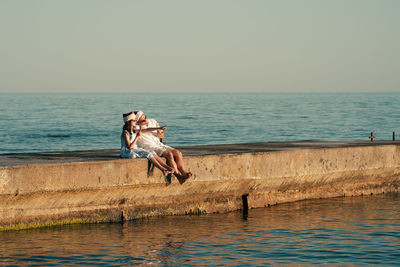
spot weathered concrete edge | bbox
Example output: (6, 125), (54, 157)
(1, 144), (400, 231)
(2, 144), (399, 195)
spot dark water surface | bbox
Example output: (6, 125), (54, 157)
(1, 193), (399, 266)
(1, 92), (400, 153)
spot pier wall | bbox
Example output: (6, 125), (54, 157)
(1, 144), (400, 230)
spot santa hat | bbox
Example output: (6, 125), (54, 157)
(134, 110), (144, 122)
(123, 112), (135, 123)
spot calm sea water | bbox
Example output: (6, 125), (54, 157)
(1, 93), (400, 265)
(1, 92), (400, 154)
(1, 193), (399, 266)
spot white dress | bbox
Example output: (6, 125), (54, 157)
(120, 130), (155, 159)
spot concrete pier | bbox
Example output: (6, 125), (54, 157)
(1, 141), (400, 231)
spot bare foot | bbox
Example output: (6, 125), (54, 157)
(162, 168), (174, 176)
(179, 172), (192, 184)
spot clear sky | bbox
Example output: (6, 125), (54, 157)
(1, 0), (399, 93)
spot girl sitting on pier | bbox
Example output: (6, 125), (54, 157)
(120, 112), (175, 176)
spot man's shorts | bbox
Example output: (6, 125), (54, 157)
(150, 143), (174, 157)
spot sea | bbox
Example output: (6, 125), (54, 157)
(1, 92), (400, 154)
(1, 193), (399, 266)
(1, 92), (400, 266)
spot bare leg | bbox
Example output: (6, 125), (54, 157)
(162, 151), (178, 174)
(153, 154), (175, 173)
(171, 149), (192, 179)
(162, 150), (185, 183)
(149, 157), (172, 176)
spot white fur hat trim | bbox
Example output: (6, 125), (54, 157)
(123, 112), (135, 123)
(135, 110), (144, 122)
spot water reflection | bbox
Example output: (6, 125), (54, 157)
(1, 193), (399, 265)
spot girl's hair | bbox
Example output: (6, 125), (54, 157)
(122, 120), (133, 134)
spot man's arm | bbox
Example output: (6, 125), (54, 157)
(139, 125), (166, 134)
(155, 123), (165, 139)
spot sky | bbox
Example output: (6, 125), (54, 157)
(0, 0), (399, 93)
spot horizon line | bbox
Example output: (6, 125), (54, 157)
(1, 91), (400, 94)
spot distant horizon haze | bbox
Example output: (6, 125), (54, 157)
(1, 90), (400, 94)
(1, 0), (399, 93)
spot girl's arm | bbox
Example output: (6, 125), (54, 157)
(124, 131), (142, 150)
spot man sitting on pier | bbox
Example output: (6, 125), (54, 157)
(133, 110), (192, 184)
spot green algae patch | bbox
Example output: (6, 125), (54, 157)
(185, 204), (207, 215)
(0, 217), (118, 232)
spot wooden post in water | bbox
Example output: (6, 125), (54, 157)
(393, 132), (396, 141)
(369, 132), (375, 142)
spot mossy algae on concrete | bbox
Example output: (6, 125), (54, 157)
(0, 217), (117, 232)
